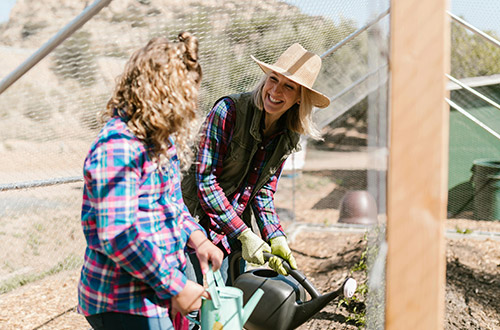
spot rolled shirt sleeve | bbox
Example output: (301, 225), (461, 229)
(251, 162), (286, 241)
(195, 99), (248, 239)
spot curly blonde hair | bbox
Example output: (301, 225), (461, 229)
(103, 32), (202, 169)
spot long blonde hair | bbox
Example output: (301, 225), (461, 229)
(104, 32), (202, 169)
(251, 74), (322, 140)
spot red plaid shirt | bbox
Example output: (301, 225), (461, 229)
(195, 97), (286, 254)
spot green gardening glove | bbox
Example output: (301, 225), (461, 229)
(269, 236), (297, 276)
(237, 228), (271, 265)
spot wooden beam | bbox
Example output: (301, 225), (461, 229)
(386, 0), (450, 329)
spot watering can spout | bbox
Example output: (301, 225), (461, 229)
(290, 278), (357, 329)
(289, 290), (339, 329)
(242, 288), (264, 325)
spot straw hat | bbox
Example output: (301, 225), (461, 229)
(251, 43), (330, 108)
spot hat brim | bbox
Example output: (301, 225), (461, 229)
(251, 55), (330, 109)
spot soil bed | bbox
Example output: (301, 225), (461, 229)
(0, 217), (498, 330)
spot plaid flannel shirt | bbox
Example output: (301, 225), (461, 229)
(196, 97), (286, 254)
(78, 117), (204, 317)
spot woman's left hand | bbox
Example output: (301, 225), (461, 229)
(188, 230), (224, 274)
(269, 236), (297, 276)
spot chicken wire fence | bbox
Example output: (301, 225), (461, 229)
(447, 4), (500, 222)
(0, 0), (390, 327)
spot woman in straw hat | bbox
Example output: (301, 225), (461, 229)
(182, 43), (330, 287)
(78, 33), (223, 330)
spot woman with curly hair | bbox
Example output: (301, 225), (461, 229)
(78, 32), (223, 330)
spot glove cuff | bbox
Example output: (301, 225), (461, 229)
(270, 235), (287, 246)
(237, 228), (252, 242)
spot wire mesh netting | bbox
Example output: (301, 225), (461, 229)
(447, 1), (500, 220)
(0, 0), (390, 328)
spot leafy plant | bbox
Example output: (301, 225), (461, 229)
(336, 241), (368, 327)
(451, 19), (500, 78)
(21, 20), (48, 38)
(0, 254), (82, 294)
(455, 226), (473, 234)
(337, 231), (385, 329)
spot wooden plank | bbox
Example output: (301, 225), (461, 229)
(386, 0), (450, 329)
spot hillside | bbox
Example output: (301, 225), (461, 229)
(0, 0), (359, 142)
(0, 0), (301, 49)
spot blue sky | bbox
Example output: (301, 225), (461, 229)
(1, 0), (499, 35)
(284, 0), (500, 35)
(0, 0), (16, 23)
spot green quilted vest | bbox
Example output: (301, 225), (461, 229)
(181, 92), (301, 228)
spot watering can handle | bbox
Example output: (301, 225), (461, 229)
(229, 251), (321, 298)
(262, 252), (321, 298)
(263, 252), (292, 273)
(206, 264), (222, 309)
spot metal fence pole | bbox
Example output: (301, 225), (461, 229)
(0, 0), (112, 95)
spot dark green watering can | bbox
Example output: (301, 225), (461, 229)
(231, 252), (357, 330)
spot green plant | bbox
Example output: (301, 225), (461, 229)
(0, 254), (82, 294)
(21, 20), (48, 38)
(337, 233), (370, 328)
(451, 20), (500, 78)
(27, 232), (41, 256)
(455, 226), (473, 234)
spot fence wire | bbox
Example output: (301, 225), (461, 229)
(0, 0), (389, 328)
(447, 4), (500, 220)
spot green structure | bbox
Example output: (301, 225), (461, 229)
(447, 75), (500, 219)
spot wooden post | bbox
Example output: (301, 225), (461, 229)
(386, 0), (450, 329)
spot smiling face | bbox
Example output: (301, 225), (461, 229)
(261, 71), (301, 120)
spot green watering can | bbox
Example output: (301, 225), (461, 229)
(188, 265), (264, 330)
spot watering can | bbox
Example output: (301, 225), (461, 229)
(189, 265), (264, 330)
(230, 252), (357, 330)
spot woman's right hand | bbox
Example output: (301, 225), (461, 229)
(237, 228), (271, 265)
(171, 280), (209, 316)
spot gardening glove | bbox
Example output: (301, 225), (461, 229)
(269, 236), (297, 276)
(237, 228), (271, 265)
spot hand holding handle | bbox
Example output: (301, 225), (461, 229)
(206, 264), (221, 309)
(268, 236), (297, 276)
(237, 229), (271, 265)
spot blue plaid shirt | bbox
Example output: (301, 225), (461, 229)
(78, 116), (204, 317)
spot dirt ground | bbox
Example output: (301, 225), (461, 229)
(1, 219), (498, 330)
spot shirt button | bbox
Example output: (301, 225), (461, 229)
(172, 197), (177, 202)
(254, 167), (258, 171)
(246, 186), (251, 190)
(260, 146), (264, 150)
(240, 203), (244, 208)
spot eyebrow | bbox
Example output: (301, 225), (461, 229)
(271, 72), (298, 88)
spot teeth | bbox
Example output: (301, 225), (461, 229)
(269, 95), (280, 103)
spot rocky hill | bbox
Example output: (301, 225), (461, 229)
(0, 0), (302, 49)
(0, 0), (358, 146)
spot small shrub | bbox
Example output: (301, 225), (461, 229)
(21, 20), (48, 38)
